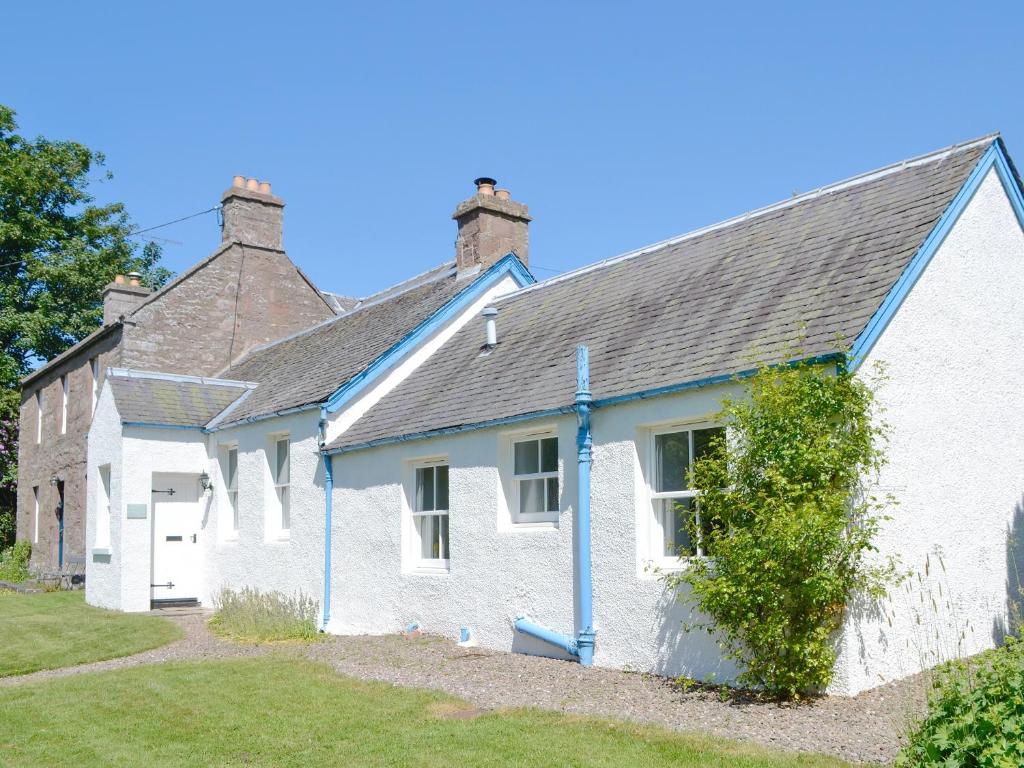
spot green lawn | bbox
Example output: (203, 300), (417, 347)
(0, 657), (850, 767)
(0, 591), (182, 676)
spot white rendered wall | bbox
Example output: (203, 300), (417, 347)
(203, 411), (325, 609)
(85, 383), (123, 610)
(84, 385), (208, 613)
(328, 382), (744, 682)
(834, 167), (1024, 694)
(117, 428), (208, 612)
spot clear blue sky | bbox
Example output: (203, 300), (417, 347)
(5, 1), (1022, 297)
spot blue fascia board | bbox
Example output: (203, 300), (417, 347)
(848, 139), (1024, 370)
(324, 253), (534, 414)
(122, 421), (205, 431)
(326, 353), (843, 456)
(326, 405), (576, 455)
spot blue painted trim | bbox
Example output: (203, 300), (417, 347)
(122, 421), (205, 431)
(324, 254), (534, 414)
(514, 617), (579, 657)
(573, 345), (595, 666)
(328, 354), (844, 455)
(321, 410), (333, 631)
(849, 139), (1024, 369)
(326, 405), (576, 455)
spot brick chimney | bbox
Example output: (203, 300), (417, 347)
(220, 176), (285, 250)
(102, 272), (151, 324)
(453, 177), (530, 276)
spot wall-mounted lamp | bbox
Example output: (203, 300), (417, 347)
(49, 474), (61, 487)
(199, 472), (213, 493)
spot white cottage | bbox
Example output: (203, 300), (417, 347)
(86, 135), (1024, 695)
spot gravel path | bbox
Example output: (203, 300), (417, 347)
(2, 609), (926, 764)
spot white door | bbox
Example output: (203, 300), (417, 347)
(151, 473), (203, 603)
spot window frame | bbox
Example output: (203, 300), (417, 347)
(510, 431), (560, 525)
(90, 357), (99, 415)
(60, 374), (68, 435)
(646, 421), (724, 569)
(95, 464), (111, 550)
(409, 459), (450, 572)
(32, 486), (39, 544)
(226, 446), (239, 533)
(35, 390), (43, 444)
(273, 437), (290, 532)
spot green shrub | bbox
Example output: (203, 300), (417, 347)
(209, 586), (319, 643)
(0, 541), (31, 583)
(664, 357), (896, 698)
(898, 637), (1024, 767)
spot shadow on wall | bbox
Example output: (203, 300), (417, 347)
(995, 497), (1024, 643)
(653, 578), (737, 683)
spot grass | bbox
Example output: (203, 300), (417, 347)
(0, 591), (182, 677)
(208, 586), (319, 642)
(0, 658), (850, 767)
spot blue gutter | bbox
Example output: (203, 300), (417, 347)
(513, 345), (596, 665)
(848, 138), (1024, 370)
(327, 352), (844, 456)
(122, 421), (205, 431)
(324, 253), (533, 414)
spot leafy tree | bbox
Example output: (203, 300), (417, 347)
(664, 356), (897, 698)
(0, 104), (172, 545)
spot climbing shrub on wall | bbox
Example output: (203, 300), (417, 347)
(664, 356), (897, 698)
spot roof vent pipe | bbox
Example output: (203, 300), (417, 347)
(482, 306), (498, 347)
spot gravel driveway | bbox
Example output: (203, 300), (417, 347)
(2, 608), (926, 765)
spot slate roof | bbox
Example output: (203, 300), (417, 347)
(107, 369), (253, 427)
(220, 261), (462, 424)
(329, 136), (996, 452)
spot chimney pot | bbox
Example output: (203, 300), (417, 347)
(114, 274), (126, 285)
(127, 272), (142, 286)
(245, 178), (259, 191)
(494, 188), (511, 201)
(232, 175), (246, 188)
(474, 177), (497, 196)
(258, 181), (272, 195)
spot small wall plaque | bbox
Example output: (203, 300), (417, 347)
(126, 503), (148, 520)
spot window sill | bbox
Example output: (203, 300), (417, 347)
(91, 547), (111, 556)
(411, 563), (450, 576)
(507, 519), (560, 531)
(266, 532), (291, 543)
(220, 534), (239, 544)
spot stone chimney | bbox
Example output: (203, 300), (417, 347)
(453, 177), (530, 276)
(220, 176), (285, 250)
(102, 272), (151, 324)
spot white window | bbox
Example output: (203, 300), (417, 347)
(649, 425), (724, 564)
(60, 374), (68, 435)
(412, 462), (449, 570)
(35, 390), (43, 444)
(96, 465), (111, 549)
(512, 434), (559, 523)
(226, 447), (239, 531)
(90, 357), (99, 415)
(273, 437), (290, 531)
(32, 486), (39, 544)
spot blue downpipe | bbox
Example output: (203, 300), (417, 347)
(512, 344), (596, 665)
(321, 411), (334, 630)
(574, 345), (596, 666)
